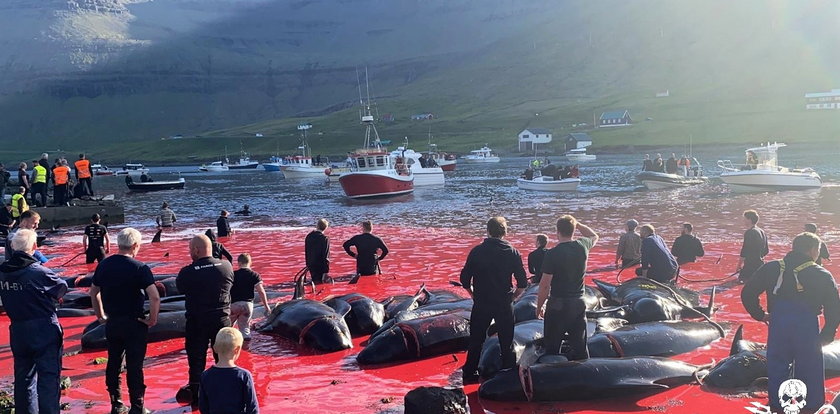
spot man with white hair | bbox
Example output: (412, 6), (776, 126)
(89, 228), (159, 414)
(0, 229), (67, 413)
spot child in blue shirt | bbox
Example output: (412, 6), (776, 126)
(199, 327), (259, 413)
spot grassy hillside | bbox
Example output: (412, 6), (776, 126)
(4, 0), (840, 162)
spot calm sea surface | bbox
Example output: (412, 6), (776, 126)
(91, 143), (840, 245)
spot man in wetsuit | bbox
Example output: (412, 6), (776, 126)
(536, 215), (599, 360)
(642, 154), (653, 171)
(741, 232), (840, 413)
(528, 234), (548, 283)
(216, 210), (231, 237)
(305, 219), (330, 284)
(671, 223), (705, 265)
(176, 235), (234, 405)
(805, 223), (830, 266)
(737, 209), (769, 283)
(665, 153), (678, 174)
(205, 229), (233, 262)
(615, 219), (641, 268)
(0, 229), (67, 414)
(635, 224), (678, 283)
(342, 221), (388, 276)
(82, 213), (110, 264)
(459, 217), (527, 383)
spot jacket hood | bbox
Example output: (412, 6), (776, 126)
(0, 251), (38, 274)
(783, 251), (814, 268)
(205, 229), (216, 242)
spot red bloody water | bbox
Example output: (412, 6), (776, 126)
(2, 224), (839, 413)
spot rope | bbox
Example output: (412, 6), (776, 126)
(615, 258), (640, 283)
(678, 270), (739, 283)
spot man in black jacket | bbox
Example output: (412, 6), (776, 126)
(459, 217), (527, 383)
(671, 223), (705, 265)
(741, 232), (840, 413)
(805, 223), (831, 266)
(737, 210), (769, 283)
(305, 219), (330, 284)
(176, 235), (234, 406)
(343, 221), (388, 276)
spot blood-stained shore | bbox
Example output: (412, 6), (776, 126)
(2, 223), (839, 413)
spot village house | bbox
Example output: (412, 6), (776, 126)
(411, 113), (434, 120)
(565, 132), (592, 151)
(518, 128), (552, 151)
(598, 110), (632, 127)
(805, 89), (840, 110)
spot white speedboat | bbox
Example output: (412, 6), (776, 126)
(718, 142), (821, 191)
(517, 175), (580, 192)
(564, 148), (597, 162)
(637, 171), (708, 190)
(462, 146), (500, 163)
(115, 163), (150, 177)
(199, 161), (229, 172)
(92, 164), (114, 176)
(390, 146), (445, 186)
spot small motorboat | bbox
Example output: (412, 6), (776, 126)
(92, 164), (114, 176)
(717, 142), (821, 191)
(125, 175), (185, 191)
(390, 145), (445, 186)
(115, 163), (150, 177)
(462, 146), (500, 163)
(228, 153), (260, 169)
(262, 156), (282, 172)
(517, 175), (580, 192)
(199, 161), (229, 172)
(564, 148), (597, 162)
(637, 171), (708, 190)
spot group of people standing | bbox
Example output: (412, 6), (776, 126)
(14, 153), (95, 210)
(642, 152), (700, 177)
(522, 159), (580, 181)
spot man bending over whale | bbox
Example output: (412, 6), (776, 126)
(537, 215), (599, 360)
(459, 217), (527, 383)
(741, 232), (840, 413)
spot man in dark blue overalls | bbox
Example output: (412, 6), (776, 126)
(742, 232), (840, 412)
(0, 229), (68, 414)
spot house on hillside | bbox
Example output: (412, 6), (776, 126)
(381, 113), (395, 122)
(565, 132), (592, 151)
(518, 128), (553, 152)
(805, 89), (840, 110)
(411, 113), (434, 120)
(599, 110), (632, 128)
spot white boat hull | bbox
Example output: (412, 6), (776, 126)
(115, 169), (150, 177)
(282, 166), (328, 179)
(462, 157), (500, 163)
(412, 168), (445, 186)
(638, 172), (708, 190)
(565, 154), (597, 162)
(200, 166), (229, 172)
(720, 170), (822, 191)
(517, 177), (580, 192)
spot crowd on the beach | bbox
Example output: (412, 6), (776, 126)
(0, 200), (839, 413)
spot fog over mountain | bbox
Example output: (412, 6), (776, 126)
(1, 1), (839, 149)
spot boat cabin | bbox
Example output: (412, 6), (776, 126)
(283, 156), (313, 167)
(123, 163), (145, 171)
(744, 143), (785, 170)
(349, 150), (410, 176)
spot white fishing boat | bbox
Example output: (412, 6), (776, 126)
(227, 153), (260, 169)
(564, 147), (597, 162)
(717, 142), (821, 191)
(114, 163), (150, 178)
(637, 171), (708, 190)
(517, 174), (580, 192)
(199, 161), (229, 172)
(462, 146), (500, 163)
(390, 145), (445, 186)
(281, 124), (333, 179)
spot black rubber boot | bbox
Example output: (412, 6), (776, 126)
(110, 392), (128, 414)
(128, 396), (150, 414)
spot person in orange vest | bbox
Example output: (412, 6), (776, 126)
(52, 160), (71, 206)
(74, 153), (94, 197)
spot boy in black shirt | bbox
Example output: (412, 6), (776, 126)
(527, 234), (548, 283)
(89, 228), (159, 414)
(459, 217), (527, 383)
(737, 210), (769, 283)
(537, 215), (599, 360)
(199, 327), (259, 414)
(82, 213), (110, 264)
(176, 235), (234, 406)
(230, 254), (271, 340)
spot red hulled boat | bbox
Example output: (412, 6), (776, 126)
(339, 72), (414, 199)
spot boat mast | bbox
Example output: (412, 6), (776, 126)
(357, 67), (381, 151)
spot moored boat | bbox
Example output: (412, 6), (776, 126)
(462, 146), (500, 163)
(92, 164), (114, 176)
(517, 175), (580, 192)
(717, 142), (821, 191)
(125, 175), (185, 191)
(114, 163), (149, 178)
(390, 146), (445, 186)
(564, 147), (597, 162)
(227, 153), (260, 170)
(262, 156), (282, 172)
(637, 171), (708, 190)
(199, 161), (229, 172)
